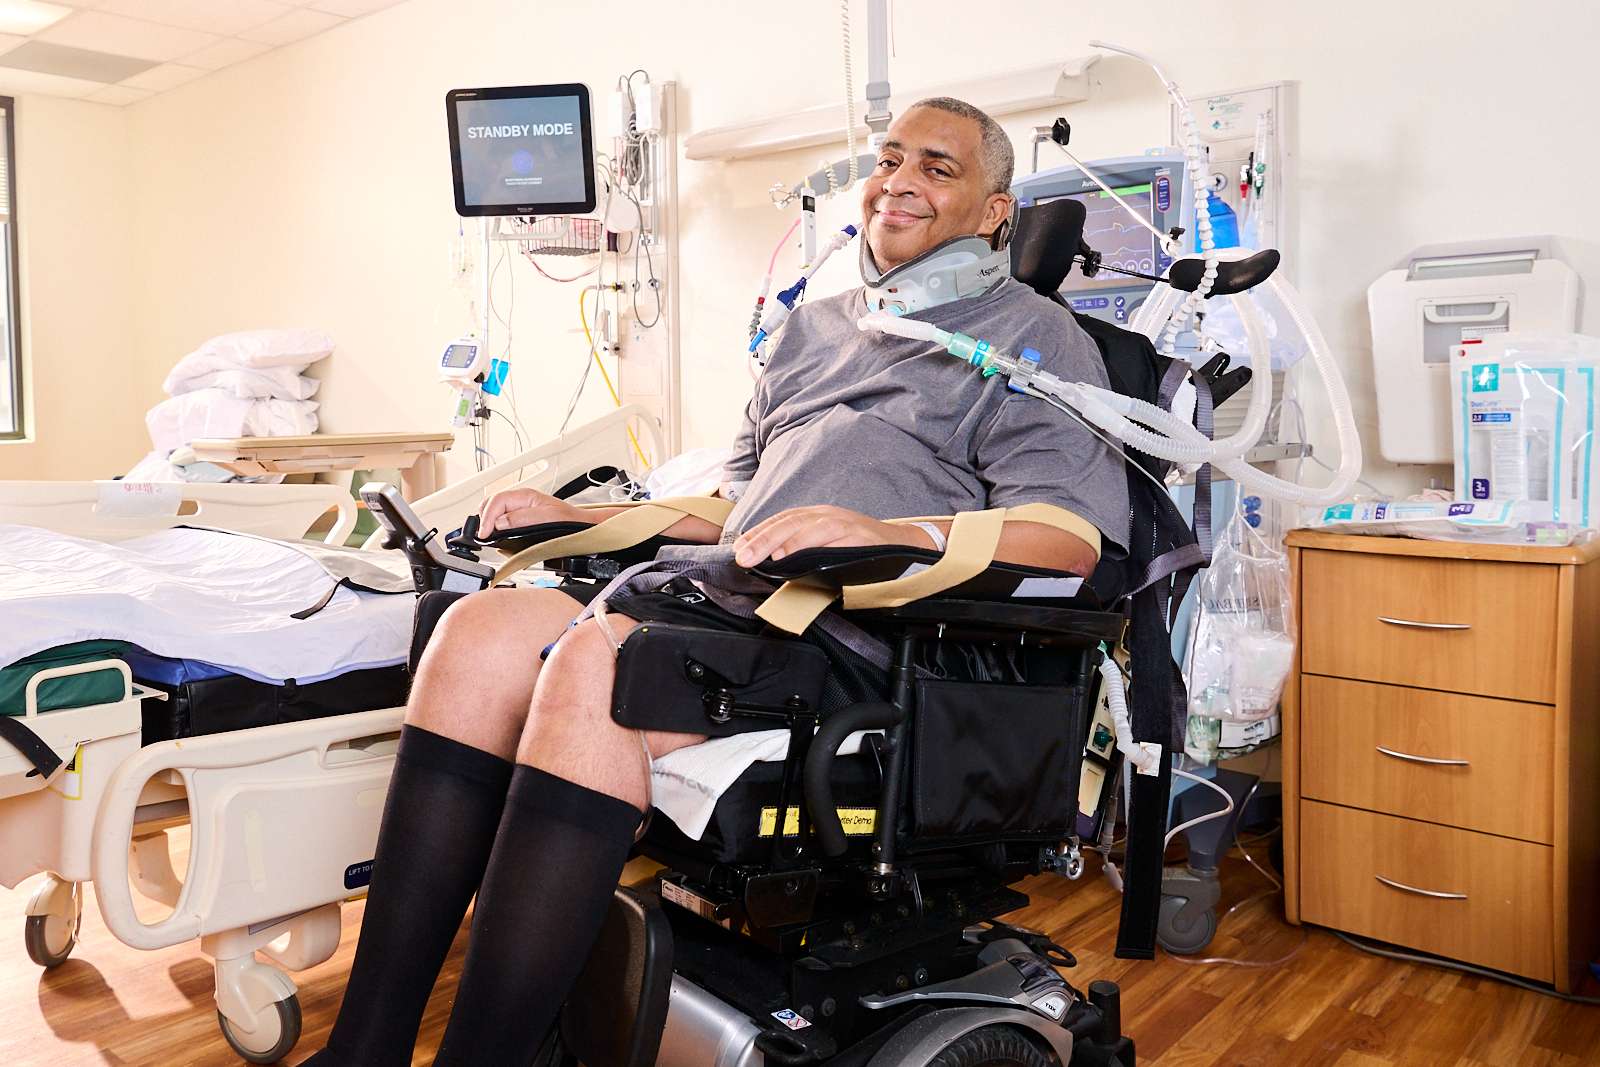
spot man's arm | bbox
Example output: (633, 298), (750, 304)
(731, 506), (1097, 575)
(477, 489), (725, 545)
(477, 395), (761, 546)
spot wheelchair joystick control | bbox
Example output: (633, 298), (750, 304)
(359, 482), (494, 595)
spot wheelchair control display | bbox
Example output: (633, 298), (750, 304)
(359, 482), (494, 595)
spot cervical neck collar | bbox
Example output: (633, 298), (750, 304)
(860, 235), (1011, 315)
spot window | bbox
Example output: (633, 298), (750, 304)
(0, 98), (18, 439)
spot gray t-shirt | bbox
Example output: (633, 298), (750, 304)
(721, 278), (1129, 556)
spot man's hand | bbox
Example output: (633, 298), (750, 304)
(732, 505), (932, 568)
(478, 488), (585, 535)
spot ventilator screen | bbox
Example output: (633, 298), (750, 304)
(447, 83), (596, 216)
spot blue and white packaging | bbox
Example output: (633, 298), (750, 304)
(1307, 499), (1583, 547)
(1450, 334), (1600, 528)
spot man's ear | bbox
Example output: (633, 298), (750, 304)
(978, 193), (1016, 245)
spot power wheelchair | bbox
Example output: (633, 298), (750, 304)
(372, 487), (1139, 1067)
(364, 197), (1256, 1067)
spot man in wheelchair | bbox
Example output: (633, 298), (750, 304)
(310, 97), (1136, 1066)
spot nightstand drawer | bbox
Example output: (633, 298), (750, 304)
(1299, 802), (1552, 981)
(1299, 676), (1554, 843)
(1300, 550), (1557, 702)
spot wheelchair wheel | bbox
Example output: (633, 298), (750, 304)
(217, 995), (301, 1065)
(926, 1024), (1054, 1067)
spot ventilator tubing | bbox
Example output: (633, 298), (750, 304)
(1096, 655), (1160, 776)
(1127, 267), (1362, 505)
(1091, 39), (1221, 356)
(858, 275), (1361, 507)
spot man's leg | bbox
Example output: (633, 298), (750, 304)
(307, 587), (581, 1066)
(433, 613), (705, 1064)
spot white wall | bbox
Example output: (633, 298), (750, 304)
(0, 96), (139, 480)
(40, 0), (1600, 493)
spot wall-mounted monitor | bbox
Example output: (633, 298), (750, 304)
(446, 83), (596, 217)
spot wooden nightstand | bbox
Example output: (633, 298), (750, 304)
(1282, 530), (1600, 992)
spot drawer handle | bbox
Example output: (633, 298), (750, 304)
(1377, 616), (1472, 631)
(1376, 745), (1470, 768)
(1375, 874), (1468, 901)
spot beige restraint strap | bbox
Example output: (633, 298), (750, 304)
(754, 502), (1101, 635)
(492, 495), (734, 584)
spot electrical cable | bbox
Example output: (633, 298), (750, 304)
(1164, 766), (1235, 849)
(528, 255), (600, 283)
(578, 286), (650, 469)
(632, 235), (662, 328)
(1329, 931), (1600, 1004)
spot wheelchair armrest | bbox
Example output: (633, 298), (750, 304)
(751, 545), (1100, 607)
(454, 520), (698, 573)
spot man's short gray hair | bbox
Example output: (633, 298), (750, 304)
(909, 96), (1014, 195)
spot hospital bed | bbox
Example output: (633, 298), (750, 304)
(0, 405), (660, 1063)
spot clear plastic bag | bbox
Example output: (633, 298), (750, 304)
(1184, 505), (1295, 745)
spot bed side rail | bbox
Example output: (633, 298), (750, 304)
(0, 481), (356, 544)
(89, 707), (404, 951)
(368, 405), (664, 551)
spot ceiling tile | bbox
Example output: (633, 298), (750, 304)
(87, 82), (150, 104)
(98, 0), (291, 36)
(0, 40), (157, 81)
(181, 35), (271, 71)
(0, 33), (24, 55)
(39, 10), (220, 61)
(237, 6), (340, 45)
(119, 59), (203, 91)
(305, 0), (400, 15)
(0, 65), (102, 97)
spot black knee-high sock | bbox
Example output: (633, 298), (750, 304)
(432, 765), (643, 1066)
(303, 725), (513, 1067)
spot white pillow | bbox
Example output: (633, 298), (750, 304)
(193, 328), (334, 368)
(161, 329), (335, 393)
(166, 365), (320, 401)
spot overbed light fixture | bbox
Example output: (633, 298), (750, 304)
(0, 0), (70, 37)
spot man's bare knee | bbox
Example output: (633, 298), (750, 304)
(409, 587), (582, 755)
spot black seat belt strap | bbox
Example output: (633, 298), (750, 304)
(0, 716), (65, 781)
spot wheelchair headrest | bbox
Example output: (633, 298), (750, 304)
(1009, 199), (1088, 299)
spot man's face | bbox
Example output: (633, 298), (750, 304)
(860, 106), (1013, 270)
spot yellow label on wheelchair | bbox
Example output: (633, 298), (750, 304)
(758, 806), (877, 838)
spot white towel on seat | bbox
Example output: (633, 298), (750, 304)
(650, 729), (875, 840)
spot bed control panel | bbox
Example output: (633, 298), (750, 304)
(360, 482), (494, 595)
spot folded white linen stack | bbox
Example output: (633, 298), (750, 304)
(132, 329), (334, 482)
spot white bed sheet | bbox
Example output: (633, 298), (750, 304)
(0, 524), (412, 684)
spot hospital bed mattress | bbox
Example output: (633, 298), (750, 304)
(125, 649), (409, 745)
(0, 641), (132, 716)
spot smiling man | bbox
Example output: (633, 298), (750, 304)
(304, 98), (1128, 1066)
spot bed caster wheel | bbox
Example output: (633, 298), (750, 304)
(218, 994), (301, 1064)
(1155, 894), (1217, 956)
(23, 877), (81, 968)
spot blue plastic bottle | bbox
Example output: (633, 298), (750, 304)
(1195, 190), (1240, 251)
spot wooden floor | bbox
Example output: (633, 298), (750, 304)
(3, 840), (1598, 1067)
